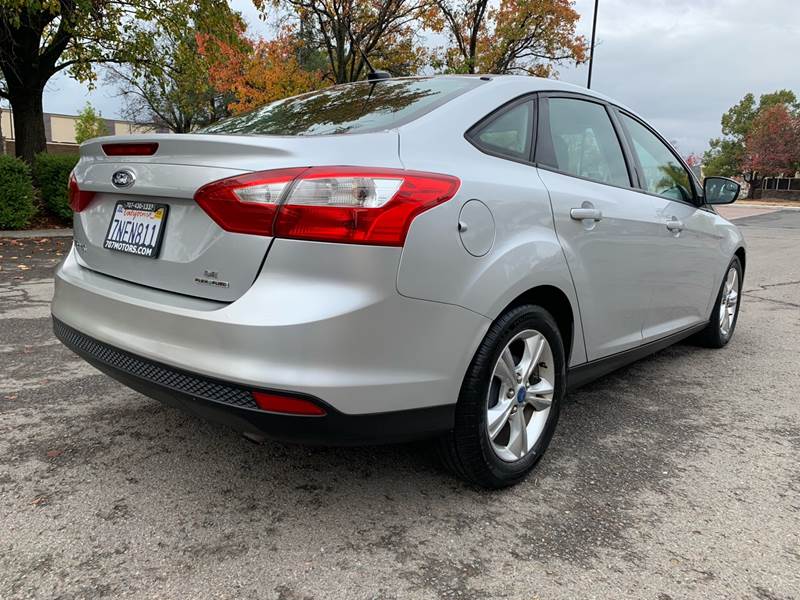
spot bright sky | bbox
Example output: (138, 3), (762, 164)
(36, 0), (800, 155)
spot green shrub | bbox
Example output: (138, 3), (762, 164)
(0, 155), (36, 230)
(33, 153), (80, 222)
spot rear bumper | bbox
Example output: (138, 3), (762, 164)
(52, 240), (490, 437)
(54, 317), (453, 444)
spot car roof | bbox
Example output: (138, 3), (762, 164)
(393, 74), (638, 119)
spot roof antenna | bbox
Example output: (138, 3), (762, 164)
(348, 30), (391, 81)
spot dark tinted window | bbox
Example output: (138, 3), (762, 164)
(620, 114), (693, 202)
(470, 101), (534, 160)
(200, 77), (481, 136)
(538, 98), (630, 187)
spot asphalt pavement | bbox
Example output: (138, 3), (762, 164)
(0, 211), (798, 599)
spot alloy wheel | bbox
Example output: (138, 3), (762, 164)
(719, 266), (739, 337)
(486, 329), (554, 462)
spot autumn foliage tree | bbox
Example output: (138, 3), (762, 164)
(704, 90), (800, 177)
(107, 0), (244, 132)
(199, 27), (324, 115)
(257, 0), (432, 83)
(742, 104), (800, 177)
(429, 0), (586, 75)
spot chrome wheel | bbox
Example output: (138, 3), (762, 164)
(486, 329), (554, 462)
(718, 266), (739, 337)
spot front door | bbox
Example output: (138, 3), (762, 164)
(615, 112), (719, 340)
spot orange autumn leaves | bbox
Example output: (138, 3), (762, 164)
(429, 0), (586, 76)
(198, 28), (324, 114)
(483, 0), (587, 76)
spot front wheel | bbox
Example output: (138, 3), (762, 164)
(693, 256), (743, 348)
(438, 305), (566, 488)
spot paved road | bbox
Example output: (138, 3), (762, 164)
(1, 213), (798, 599)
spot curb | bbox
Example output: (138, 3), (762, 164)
(735, 202), (800, 210)
(0, 228), (73, 239)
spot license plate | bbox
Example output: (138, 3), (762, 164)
(103, 201), (169, 258)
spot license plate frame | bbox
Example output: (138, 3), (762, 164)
(103, 200), (169, 259)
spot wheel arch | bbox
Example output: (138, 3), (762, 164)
(498, 285), (576, 365)
(734, 246), (746, 275)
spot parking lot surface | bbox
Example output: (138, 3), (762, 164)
(1, 212), (798, 599)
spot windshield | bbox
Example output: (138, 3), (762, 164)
(200, 77), (483, 136)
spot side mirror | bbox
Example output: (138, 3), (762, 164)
(703, 176), (740, 204)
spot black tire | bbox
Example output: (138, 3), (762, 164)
(692, 256), (743, 348)
(438, 305), (566, 489)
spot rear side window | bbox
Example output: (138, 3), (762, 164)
(469, 101), (534, 160)
(200, 77), (482, 136)
(619, 114), (693, 203)
(538, 98), (630, 187)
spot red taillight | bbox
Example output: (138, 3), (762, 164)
(251, 391), (326, 416)
(68, 174), (95, 212)
(102, 142), (159, 156)
(193, 167), (460, 246)
(275, 167), (460, 245)
(193, 168), (306, 236)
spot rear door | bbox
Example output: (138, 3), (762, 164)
(536, 94), (663, 360)
(614, 111), (720, 339)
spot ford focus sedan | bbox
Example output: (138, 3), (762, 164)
(52, 75), (745, 488)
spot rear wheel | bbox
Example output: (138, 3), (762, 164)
(693, 256), (742, 348)
(439, 305), (566, 488)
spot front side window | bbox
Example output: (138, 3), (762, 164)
(620, 114), (693, 202)
(470, 101), (534, 160)
(537, 98), (630, 187)
(200, 77), (482, 136)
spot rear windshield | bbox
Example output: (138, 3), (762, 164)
(200, 77), (483, 136)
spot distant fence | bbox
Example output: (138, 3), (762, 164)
(763, 177), (800, 191)
(754, 177), (800, 201)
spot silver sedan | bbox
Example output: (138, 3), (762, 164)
(53, 75), (745, 488)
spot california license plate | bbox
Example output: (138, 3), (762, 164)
(103, 201), (169, 258)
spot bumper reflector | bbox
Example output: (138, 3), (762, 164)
(251, 391), (326, 416)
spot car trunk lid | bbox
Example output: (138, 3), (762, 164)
(71, 132), (402, 302)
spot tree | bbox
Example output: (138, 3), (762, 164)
(106, 0), (243, 133)
(742, 104), (800, 177)
(74, 103), (109, 143)
(199, 26), (324, 115)
(258, 0), (432, 83)
(703, 90), (799, 177)
(0, 0), (209, 163)
(429, 0), (586, 75)
(703, 137), (744, 178)
(684, 153), (701, 168)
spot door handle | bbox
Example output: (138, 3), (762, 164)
(570, 208), (603, 221)
(666, 218), (684, 232)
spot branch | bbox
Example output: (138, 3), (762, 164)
(438, 3), (467, 62)
(54, 56), (151, 74)
(468, 0), (488, 69)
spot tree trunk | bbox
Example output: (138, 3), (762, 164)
(0, 4), (65, 164)
(7, 84), (47, 165)
(747, 176), (760, 200)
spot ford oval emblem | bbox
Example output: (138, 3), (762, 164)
(112, 169), (135, 188)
